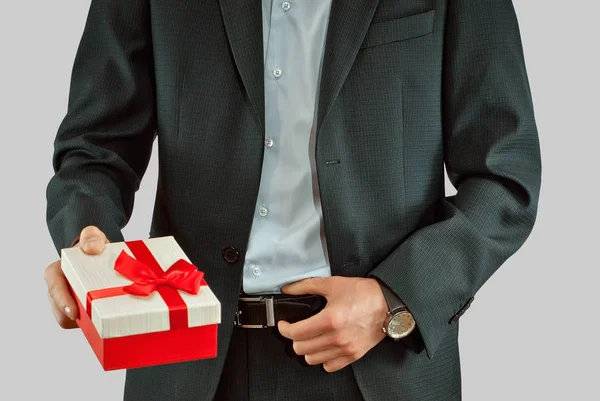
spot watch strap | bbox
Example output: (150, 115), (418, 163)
(375, 278), (405, 312)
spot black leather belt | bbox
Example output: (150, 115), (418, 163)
(234, 293), (327, 328)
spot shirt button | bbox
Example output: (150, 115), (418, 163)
(258, 206), (268, 217)
(264, 138), (274, 148)
(222, 247), (240, 263)
(251, 265), (261, 277)
(281, 1), (291, 11)
(272, 68), (282, 78)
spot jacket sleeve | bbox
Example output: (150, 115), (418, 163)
(46, 0), (156, 254)
(368, 0), (541, 359)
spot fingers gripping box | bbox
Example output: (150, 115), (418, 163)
(60, 236), (221, 370)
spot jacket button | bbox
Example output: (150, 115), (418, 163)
(222, 247), (240, 263)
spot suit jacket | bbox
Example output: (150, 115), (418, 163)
(46, 0), (541, 400)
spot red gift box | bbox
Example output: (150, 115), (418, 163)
(61, 236), (221, 370)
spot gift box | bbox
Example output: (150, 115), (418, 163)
(60, 236), (221, 371)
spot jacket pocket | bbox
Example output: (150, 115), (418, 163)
(360, 9), (436, 49)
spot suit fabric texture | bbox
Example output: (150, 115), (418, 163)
(212, 327), (365, 401)
(46, 0), (541, 400)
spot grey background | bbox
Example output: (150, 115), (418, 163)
(0, 0), (598, 399)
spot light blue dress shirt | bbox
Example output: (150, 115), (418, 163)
(242, 0), (334, 294)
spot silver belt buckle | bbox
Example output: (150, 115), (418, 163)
(235, 296), (275, 328)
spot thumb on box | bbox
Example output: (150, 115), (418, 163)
(76, 225), (110, 255)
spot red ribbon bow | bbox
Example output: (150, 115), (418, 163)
(114, 250), (204, 296)
(86, 240), (205, 330)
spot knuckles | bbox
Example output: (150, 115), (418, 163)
(330, 331), (347, 346)
(331, 335), (360, 359)
(46, 281), (58, 298)
(341, 342), (355, 355)
(327, 311), (347, 330)
(308, 277), (326, 286)
(347, 345), (362, 360)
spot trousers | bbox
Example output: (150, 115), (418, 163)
(213, 325), (365, 401)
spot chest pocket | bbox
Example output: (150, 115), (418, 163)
(360, 9), (436, 49)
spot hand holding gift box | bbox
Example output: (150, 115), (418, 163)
(60, 235), (221, 371)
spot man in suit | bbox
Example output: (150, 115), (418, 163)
(44, 0), (541, 400)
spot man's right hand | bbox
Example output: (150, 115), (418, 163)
(44, 226), (110, 329)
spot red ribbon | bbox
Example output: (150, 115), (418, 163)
(86, 240), (204, 330)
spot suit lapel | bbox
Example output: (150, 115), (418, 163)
(317, 0), (380, 132)
(218, 0), (380, 135)
(219, 0), (265, 132)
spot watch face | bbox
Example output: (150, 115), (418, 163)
(387, 311), (416, 339)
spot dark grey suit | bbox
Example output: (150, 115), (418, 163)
(46, 0), (541, 400)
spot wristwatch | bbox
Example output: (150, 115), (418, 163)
(375, 279), (416, 340)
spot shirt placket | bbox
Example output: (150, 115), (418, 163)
(243, 1), (291, 291)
